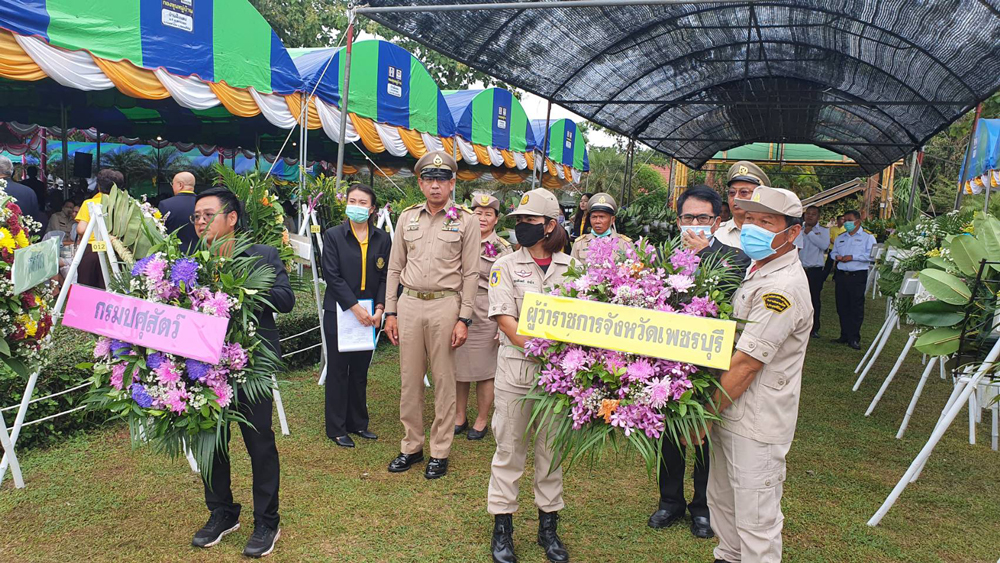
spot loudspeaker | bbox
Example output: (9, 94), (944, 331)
(72, 152), (93, 178)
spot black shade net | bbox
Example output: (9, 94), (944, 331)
(362, 0), (1000, 173)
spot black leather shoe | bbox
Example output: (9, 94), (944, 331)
(333, 435), (355, 448)
(468, 425), (489, 440)
(351, 429), (378, 440)
(647, 508), (684, 529)
(690, 516), (714, 539)
(810, 331), (820, 339)
(491, 514), (517, 563)
(425, 457), (449, 479)
(387, 451), (424, 473)
(848, 340), (861, 350)
(833, 337), (848, 344)
(454, 420), (469, 435)
(537, 510), (569, 563)
(243, 524), (280, 558)
(714, 560), (734, 563)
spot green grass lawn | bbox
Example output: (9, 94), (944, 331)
(2, 287), (999, 562)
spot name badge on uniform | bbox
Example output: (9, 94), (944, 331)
(406, 225), (420, 231)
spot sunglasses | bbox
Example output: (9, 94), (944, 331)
(420, 170), (454, 181)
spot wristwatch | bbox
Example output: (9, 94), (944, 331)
(458, 317), (472, 327)
(384, 312), (397, 317)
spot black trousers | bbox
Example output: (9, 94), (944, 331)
(804, 267), (826, 334)
(822, 253), (836, 281)
(658, 437), (709, 518)
(835, 270), (868, 343)
(204, 390), (280, 529)
(77, 244), (106, 289)
(323, 309), (373, 438)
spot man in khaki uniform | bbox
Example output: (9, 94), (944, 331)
(693, 186), (812, 563)
(383, 151), (479, 479)
(714, 161), (770, 249)
(487, 188), (572, 563)
(569, 192), (631, 262)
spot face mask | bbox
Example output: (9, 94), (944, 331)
(345, 204), (371, 223)
(843, 221), (856, 233)
(515, 222), (546, 248)
(592, 228), (612, 238)
(680, 225), (713, 242)
(740, 223), (791, 261)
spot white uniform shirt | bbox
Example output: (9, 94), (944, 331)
(830, 229), (876, 272)
(794, 224), (830, 269)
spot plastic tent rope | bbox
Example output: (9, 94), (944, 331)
(360, 0), (1000, 173)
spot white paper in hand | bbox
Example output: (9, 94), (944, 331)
(337, 299), (377, 352)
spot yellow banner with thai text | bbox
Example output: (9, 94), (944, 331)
(516, 294), (736, 370)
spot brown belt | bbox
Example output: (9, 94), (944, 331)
(403, 288), (458, 300)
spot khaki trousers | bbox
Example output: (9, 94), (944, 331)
(398, 293), (459, 459)
(486, 385), (565, 515)
(707, 424), (791, 563)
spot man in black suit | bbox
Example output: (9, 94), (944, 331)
(22, 165), (47, 212)
(0, 156), (43, 228)
(189, 187), (294, 559)
(158, 171), (199, 252)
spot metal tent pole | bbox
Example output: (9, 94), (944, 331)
(533, 99), (552, 189)
(356, 0), (746, 14)
(905, 150), (921, 221)
(60, 103), (68, 199)
(954, 102), (983, 211)
(95, 129), (101, 174)
(334, 12), (355, 193)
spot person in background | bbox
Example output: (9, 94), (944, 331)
(715, 161), (770, 251)
(570, 192), (631, 262)
(23, 165), (47, 212)
(75, 169), (123, 289)
(0, 156), (42, 227)
(824, 214), (846, 280)
(697, 186), (811, 563)
(794, 206), (829, 338)
(720, 201), (732, 223)
(487, 188), (571, 563)
(320, 184), (391, 448)
(676, 184), (750, 279)
(189, 187), (294, 559)
(159, 171), (199, 253)
(830, 210), (875, 350)
(454, 194), (512, 441)
(383, 151), (479, 480)
(48, 197), (77, 236)
(569, 192), (593, 238)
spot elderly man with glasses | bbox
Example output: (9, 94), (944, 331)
(710, 161), (771, 253)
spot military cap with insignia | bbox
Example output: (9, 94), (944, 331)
(735, 186), (803, 218)
(414, 150), (458, 177)
(472, 193), (501, 213)
(588, 192), (617, 215)
(508, 188), (561, 219)
(727, 160), (771, 187)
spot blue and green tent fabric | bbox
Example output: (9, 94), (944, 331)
(531, 118), (589, 175)
(443, 89), (536, 154)
(960, 119), (1000, 194)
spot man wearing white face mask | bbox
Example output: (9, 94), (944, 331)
(830, 209), (875, 350)
(677, 185), (751, 279)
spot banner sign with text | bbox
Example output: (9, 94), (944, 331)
(12, 237), (60, 294)
(517, 294), (737, 370)
(61, 284), (229, 364)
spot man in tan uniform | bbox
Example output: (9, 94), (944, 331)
(714, 161), (770, 250)
(569, 192), (631, 262)
(383, 151), (479, 479)
(692, 186), (812, 563)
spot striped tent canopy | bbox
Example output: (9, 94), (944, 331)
(0, 0), (306, 148)
(290, 40), (457, 161)
(960, 119), (1000, 196)
(443, 89), (537, 180)
(530, 118), (589, 188)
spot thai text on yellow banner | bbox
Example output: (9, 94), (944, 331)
(516, 294), (736, 370)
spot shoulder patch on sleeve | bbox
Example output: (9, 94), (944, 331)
(762, 293), (791, 313)
(489, 268), (501, 287)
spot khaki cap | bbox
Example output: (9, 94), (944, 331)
(588, 192), (617, 215)
(509, 188), (561, 219)
(727, 161), (770, 187)
(472, 193), (501, 212)
(413, 150), (458, 175)
(735, 186), (803, 218)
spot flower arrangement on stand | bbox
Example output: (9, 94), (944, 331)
(524, 236), (742, 473)
(0, 179), (55, 377)
(85, 233), (283, 479)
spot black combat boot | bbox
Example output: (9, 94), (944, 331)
(537, 510), (569, 562)
(491, 514), (517, 563)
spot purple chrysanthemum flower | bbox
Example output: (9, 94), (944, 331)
(110, 339), (131, 358)
(170, 258), (199, 288)
(131, 255), (155, 276)
(130, 383), (154, 408)
(93, 337), (112, 358)
(146, 352), (166, 370)
(185, 359), (211, 382)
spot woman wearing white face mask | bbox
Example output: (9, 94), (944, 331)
(320, 184), (393, 448)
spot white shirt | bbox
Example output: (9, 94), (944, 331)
(794, 224), (830, 268)
(831, 229), (876, 272)
(715, 219), (741, 248)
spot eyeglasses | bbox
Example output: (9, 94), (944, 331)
(728, 188), (755, 198)
(189, 211), (219, 224)
(420, 171), (454, 182)
(679, 214), (716, 225)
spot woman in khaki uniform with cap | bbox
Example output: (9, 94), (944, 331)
(486, 188), (571, 563)
(454, 193), (512, 440)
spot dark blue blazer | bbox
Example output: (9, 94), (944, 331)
(243, 244), (295, 356)
(5, 180), (42, 227)
(158, 192), (198, 252)
(321, 221), (392, 312)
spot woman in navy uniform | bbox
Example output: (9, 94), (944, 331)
(320, 184), (392, 448)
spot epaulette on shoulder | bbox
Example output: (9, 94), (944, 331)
(618, 234), (632, 242)
(497, 237), (512, 247)
(459, 205), (473, 214)
(402, 203), (421, 212)
(575, 234), (588, 242)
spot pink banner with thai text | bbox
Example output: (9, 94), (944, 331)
(61, 284), (229, 364)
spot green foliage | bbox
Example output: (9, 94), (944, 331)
(214, 165), (295, 269)
(616, 200), (678, 245)
(862, 217), (895, 243)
